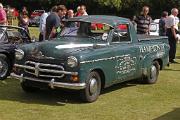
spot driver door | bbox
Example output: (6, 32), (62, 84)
(111, 24), (139, 82)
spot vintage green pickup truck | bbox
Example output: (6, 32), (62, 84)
(11, 15), (169, 102)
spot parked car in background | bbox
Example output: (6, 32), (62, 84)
(0, 25), (31, 80)
(150, 19), (160, 36)
(29, 10), (45, 26)
(12, 8), (19, 18)
(29, 16), (40, 27)
(30, 10), (45, 18)
(11, 15), (169, 102)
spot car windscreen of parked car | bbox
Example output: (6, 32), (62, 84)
(150, 19), (159, 36)
(0, 29), (7, 43)
(34, 10), (45, 13)
(31, 10), (45, 18)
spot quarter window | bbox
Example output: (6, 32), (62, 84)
(112, 24), (130, 42)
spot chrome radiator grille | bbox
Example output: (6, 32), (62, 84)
(24, 61), (65, 78)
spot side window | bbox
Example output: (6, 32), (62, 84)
(112, 24), (130, 42)
(0, 30), (8, 43)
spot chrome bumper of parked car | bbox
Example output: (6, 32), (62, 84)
(10, 73), (86, 90)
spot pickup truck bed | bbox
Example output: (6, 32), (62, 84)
(138, 34), (167, 41)
(137, 35), (168, 44)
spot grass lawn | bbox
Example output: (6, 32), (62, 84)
(29, 26), (39, 39)
(0, 25), (180, 120)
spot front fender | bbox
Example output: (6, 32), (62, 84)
(79, 62), (105, 82)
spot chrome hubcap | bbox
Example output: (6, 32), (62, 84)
(0, 61), (3, 71)
(0, 60), (8, 77)
(89, 78), (98, 95)
(150, 65), (157, 80)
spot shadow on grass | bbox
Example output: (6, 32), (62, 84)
(101, 80), (138, 95)
(153, 108), (180, 120)
(164, 68), (180, 71)
(176, 56), (180, 59)
(0, 79), (139, 105)
(0, 79), (82, 105)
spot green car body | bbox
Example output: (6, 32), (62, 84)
(11, 15), (170, 102)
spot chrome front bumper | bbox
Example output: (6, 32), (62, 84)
(10, 73), (86, 90)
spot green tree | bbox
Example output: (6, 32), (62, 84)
(2, 0), (180, 18)
(95, 0), (122, 11)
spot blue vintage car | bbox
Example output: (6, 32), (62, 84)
(11, 15), (169, 102)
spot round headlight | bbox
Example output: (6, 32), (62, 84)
(67, 56), (78, 68)
(15, 49), (24, 60)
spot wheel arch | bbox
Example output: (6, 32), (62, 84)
(90, 68), (105, 89)
(153, 58), (162, 70)
(0, 52), (14, 69)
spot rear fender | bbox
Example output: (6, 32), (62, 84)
(141, 52), (162, 76)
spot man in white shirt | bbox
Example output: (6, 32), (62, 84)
(165, 8), (179, 63)
(39, 12), (49, 41)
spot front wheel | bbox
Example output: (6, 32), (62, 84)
(0, 54), (10, 80)
(144, 61), (160, 84)
(80, 71), (101, 102)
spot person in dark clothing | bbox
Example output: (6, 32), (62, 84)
(159, 11), (168, 36)
(165, 8), (179, 63)
(45, 5), (67, 39)
(135, 6), (152, 34)
(45, 6), (59, 39)
(18, 6), (29, 34)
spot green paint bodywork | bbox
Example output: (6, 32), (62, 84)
(15, 15), (169, 89)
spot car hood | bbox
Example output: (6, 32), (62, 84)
(25, 37), (108, 59)
(0, 44), (16, 53)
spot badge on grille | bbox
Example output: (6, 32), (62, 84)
(35, 63), (40, 77)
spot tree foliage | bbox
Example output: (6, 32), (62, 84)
(2, 0), (180, 18)
(95, 0), (122, 11)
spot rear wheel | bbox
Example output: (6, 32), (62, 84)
(144, 61), (160, 84)
(21, 81), (39, 93)
(80, 71), (101, 102)
(0, 54), (10, 80)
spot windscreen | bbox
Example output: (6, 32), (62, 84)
(60, 22), (111, 39)
(0, 29), (6, 43)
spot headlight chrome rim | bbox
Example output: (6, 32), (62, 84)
(15, 49), (24, 60)
(67, 56), (78, 68)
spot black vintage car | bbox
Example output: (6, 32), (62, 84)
(0, 25), (31, 80)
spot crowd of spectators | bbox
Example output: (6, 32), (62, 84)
(0, 3), (88, 40)
(39, 5), (88, 41)
(133, 6), (179, 63)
